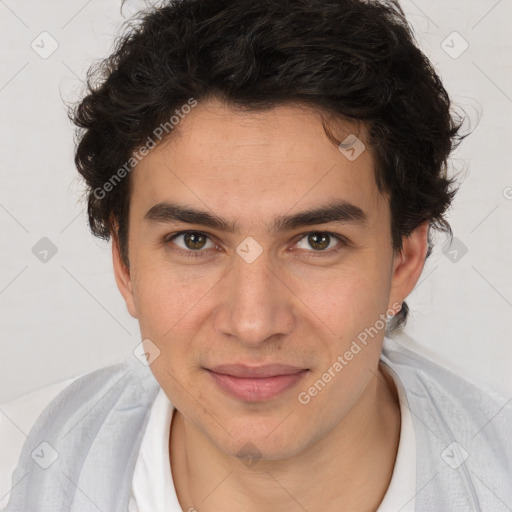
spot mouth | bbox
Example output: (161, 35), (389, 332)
(204, 364), (309, 402)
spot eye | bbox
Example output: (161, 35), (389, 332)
(295, 231), (345, 252)
(166, 231), (216, 253)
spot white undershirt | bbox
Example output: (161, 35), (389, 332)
(376, 362), (416, 512)
(128, 361), (416, 512)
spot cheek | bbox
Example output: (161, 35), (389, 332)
(285, 255), (391, 334)
(132, 259), (217, 340)
(132, 266), (212, 398)
(296, 276), (389, 420)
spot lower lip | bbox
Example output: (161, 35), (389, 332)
(207, 370), (309, 402)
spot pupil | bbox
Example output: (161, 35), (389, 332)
(185, 233), (206, 250)
(308, 232), (329, 250)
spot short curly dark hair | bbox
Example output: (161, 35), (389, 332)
(70, 0), (465, 332)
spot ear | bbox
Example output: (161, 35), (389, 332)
(388, 220), (429, 311)
(112, 234), (138, 319)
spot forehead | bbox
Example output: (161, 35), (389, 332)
(129, 98), (387, 227)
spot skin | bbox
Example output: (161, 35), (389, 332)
(113, 98), (428, 512)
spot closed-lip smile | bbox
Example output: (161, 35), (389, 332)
(205, 364), (309, 401)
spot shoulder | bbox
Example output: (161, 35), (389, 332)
(0, 375), (80, 509)
(0, 357), (149, 510)
(381, 334), (512, 506)
(381, 334), (511, 413)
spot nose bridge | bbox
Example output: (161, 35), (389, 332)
(215, 245), (294, 344)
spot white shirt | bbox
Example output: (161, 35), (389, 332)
(0, 357), (415, 512)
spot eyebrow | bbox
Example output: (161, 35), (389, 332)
(144, 200), (368, 233)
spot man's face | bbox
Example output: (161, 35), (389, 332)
(115, 98), (407, 459)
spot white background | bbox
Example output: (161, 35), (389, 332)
(0, 0), (511, 403)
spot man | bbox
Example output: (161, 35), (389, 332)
(1, 0), (511, 511)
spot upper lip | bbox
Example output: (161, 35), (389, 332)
(207, 364), (308, 378)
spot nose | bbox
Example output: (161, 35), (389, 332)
(213, 247), (295, 347)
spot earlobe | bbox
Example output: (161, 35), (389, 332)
(388, 221), (429, 309)
(112, 235), (138, 319)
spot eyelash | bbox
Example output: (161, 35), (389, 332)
(163, 230), (348, 259)
(164, 231), (218, 259)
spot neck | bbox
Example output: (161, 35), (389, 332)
(170, 362), (401, 512)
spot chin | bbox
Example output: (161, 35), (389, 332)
(211, 416), (311, 462)
(226, 437), (306, 463)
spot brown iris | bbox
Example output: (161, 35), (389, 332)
(183, 232), (208, 250)
(307, 232), (330, 250)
